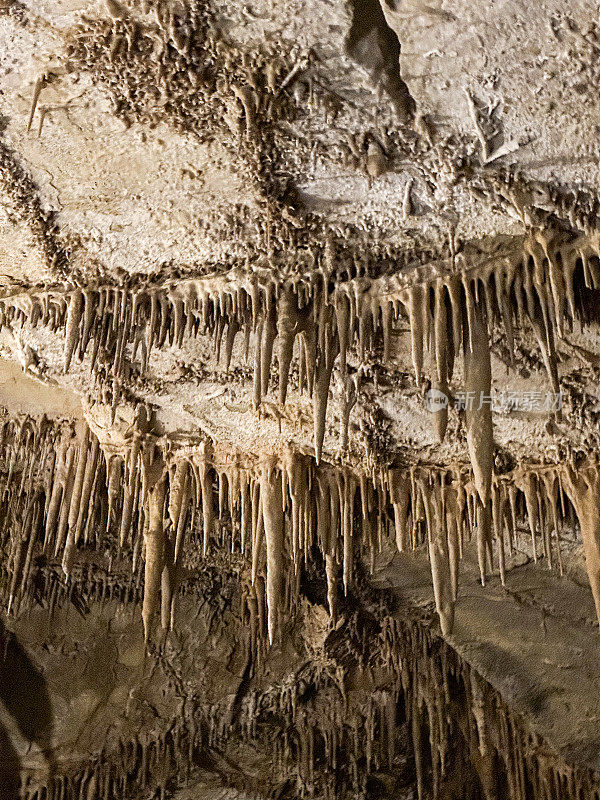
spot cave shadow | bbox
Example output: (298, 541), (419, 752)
(0, 619), (55, 800)
(345, 0), (415, 119)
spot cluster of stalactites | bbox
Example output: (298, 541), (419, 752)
(127, 444), (600, 643)
(131, 446), (600, 643)
(378, 618), (594, 800)
(14, 579), (600, 800)
(15, 592), (597, 800)
(0, 415), (99, 615)
(0, 422), (597, 796)
(233, 666), (399, 797)
(0, 413), (152, 616)
(1, 229), (598, 465)
(1, 410), (598, 640)
(387, 462), (579, 635)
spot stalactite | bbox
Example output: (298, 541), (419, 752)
(424, 478), (455, 635)
(408, 284), (425, 384)
(260, 301), (277, 399)
(251, 480), (263, 587)
(563, 465), (600, 628)
(253, 314), (265, 410)
(53, 443), (76, 558)
(142, 463), (167, 641)
(389, 467), (410, 553)
(432, 282), (449, 442)
(342, 471), (354, 594)
(64, 289), (83, 372)
(325, 553), (338, 624)
(476, 497), (493, 587)
(492, 482), (506, 585)
(277, 287), (305, 405)
(445, 485), (460, 601)
(62, 426), (89, 577)
(199, 444), (214, 558)
(313, 321), (339, 465)
(260, 456), (284, 645)
(463, 303), (493, 509)
(335, 291), (350, 376)
(522, 472), (540, 564)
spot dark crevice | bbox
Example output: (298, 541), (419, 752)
(345, 0), (415, 121)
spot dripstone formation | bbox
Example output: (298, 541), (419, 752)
(1, 1), (600, 798)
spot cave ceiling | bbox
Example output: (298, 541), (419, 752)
(2, 0), (600, 797)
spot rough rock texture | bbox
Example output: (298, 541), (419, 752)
(1, 0), (600, 798)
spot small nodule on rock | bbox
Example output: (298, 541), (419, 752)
(365, 139), (387, 179)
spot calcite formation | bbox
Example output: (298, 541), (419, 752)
(0, 412), (594, 642)
(1, 0), (600, 798)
